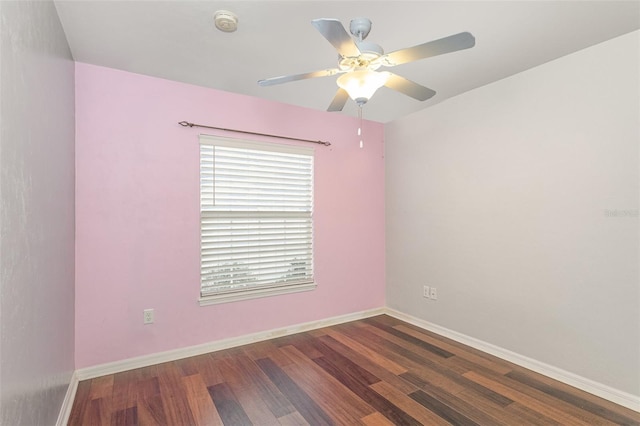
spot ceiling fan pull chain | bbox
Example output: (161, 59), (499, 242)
(358, 105), (364, 149)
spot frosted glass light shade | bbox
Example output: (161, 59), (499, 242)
(337, 71), (390, 105)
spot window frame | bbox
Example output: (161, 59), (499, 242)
(198, 135), (316, 306)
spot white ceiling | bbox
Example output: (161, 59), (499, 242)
(54, 1), (640, 123)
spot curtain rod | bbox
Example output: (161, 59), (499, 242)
(178, 121), (331, 146)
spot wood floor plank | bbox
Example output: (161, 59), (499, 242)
(276, 410), (311, 426)
(232, 352), (297, 418)
(156, 361), (197, 425)
(67, 315), (638, 426)
(361, 329), (514, 403)
(256, 357), (334, 426)
(135, 364), (159, 381)
(88, 375), (114, 400)
(181, 373), (224, 426)
(110, 369), (139, 413)
(134, 376), (161, 400)
(456, 388), (524, 424)
(471, 368), (628, 425)
(133, 365), (163, 424)
(350, 323), (464, 374)
(503, 402), (564, 426)
(111, 406), (138, 426)
(83, 396), (111, 426)
(84, 376), (115, 426)
(336, 324), (455, 378)
(409, 389), (480, 426)
(396, 359), (469, 395)
(175, 354), (206, 377)
(305, 338), (381, 386)
(392, 320), (517, 373)
(191, 353), (226, 387)
(507, 365), (640, 420)
(369, 380), (452, 426)
(363, 314), (402, 327)
(278, 345), (374, 424)
(394, 324), (513, 375)
(244, 339), (297, 368)
(444, 352), (515, 378)
(364, 318), (455, 358)
(360, 412), (398, 426)
(463, 370), (609, 426)
(306, 327), (330, 338)
(68, 379), (91, 425)
(313, 356), (422, 426)
(207, 382), (253, 425)
(380, 345), (515, 407)
(273, 333), (325, 359)
(413, 383), (509, 425)
(136, 392), (168, 426)
(317, 334), (419, 394)
(216, 355), (284, 424)
(407, 355), (515, 406)
(324, 329), (408, 375)
(505, 369), (640, 424)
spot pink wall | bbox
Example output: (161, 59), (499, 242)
(75, 63), (385, 368)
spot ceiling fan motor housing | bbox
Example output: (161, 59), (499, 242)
(357, 41), (384, 59)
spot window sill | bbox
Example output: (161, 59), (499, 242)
(199, 282), (316, 306)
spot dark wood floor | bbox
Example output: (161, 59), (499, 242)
(68, 315), (640, 425)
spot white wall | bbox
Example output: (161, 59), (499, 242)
(0, 1), (75, 424)
(385, 31), (639, 397)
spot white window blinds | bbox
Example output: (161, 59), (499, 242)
(200, 136), (314, 302)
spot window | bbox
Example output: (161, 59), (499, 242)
(199, 135), (315, 305)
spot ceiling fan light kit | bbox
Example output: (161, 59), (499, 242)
(337, 70), (390, 106)
(258, 16), (475, 114)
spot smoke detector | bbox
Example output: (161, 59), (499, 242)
(214, 10), (238, 33)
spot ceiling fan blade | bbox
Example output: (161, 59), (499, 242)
(383, 32), (475, 67)
(311, 18), (360, 58)
(384, 73), (436, 101)
(258, 68), (341, 86)
(327, 88), (349, 112)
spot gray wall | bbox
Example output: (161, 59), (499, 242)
(385, 31), (639, 396)
(0, 1), (75, 424)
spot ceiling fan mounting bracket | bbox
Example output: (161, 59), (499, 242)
(349, 18), (372, 41)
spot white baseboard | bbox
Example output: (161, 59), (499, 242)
(384, 307), (640, 413)
(75, 307), (385, 381)
(56, 370), (79, 426)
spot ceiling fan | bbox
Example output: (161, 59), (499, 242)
(258, 18), (475, 111)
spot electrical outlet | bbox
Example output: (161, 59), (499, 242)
(430, 287), (437, 300)
(423, 286), (430, 298)
(143, 309), (154, 324)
